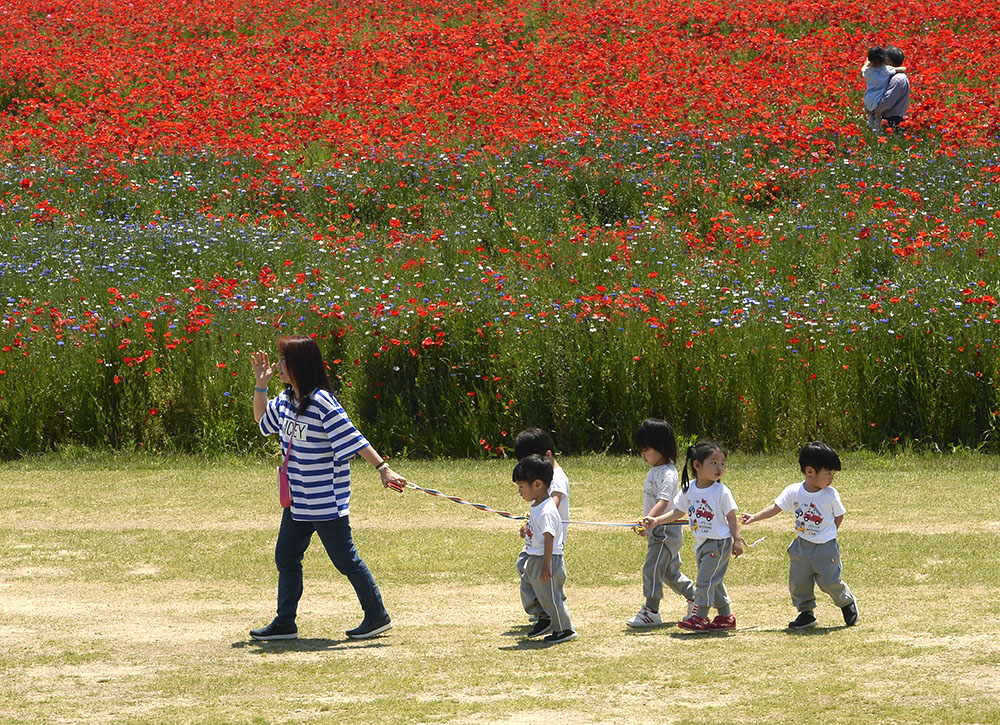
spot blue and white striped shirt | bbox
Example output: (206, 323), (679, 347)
(260, 388), (370, 521)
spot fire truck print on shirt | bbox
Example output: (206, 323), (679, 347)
(676, 481), (737, 541)
(794, 502), (825, 537)
(690, 498), (715, 530)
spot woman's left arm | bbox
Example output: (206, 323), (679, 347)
(357, 445), (407, 492)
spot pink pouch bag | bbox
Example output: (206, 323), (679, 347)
(277, 411), (300, 508)
(277, 463), (292, 508)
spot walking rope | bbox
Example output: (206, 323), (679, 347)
(403, 481), (687, 532)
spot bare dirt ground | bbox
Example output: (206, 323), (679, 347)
(3, 460), (999, 723)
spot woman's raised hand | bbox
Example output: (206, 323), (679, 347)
(251, 350), (276, 383)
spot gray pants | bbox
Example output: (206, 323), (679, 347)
(788, 537), (854, 612)
(693, 538), (732, 616)
(516, 551), (546, 619)
(518, 552), (573, 632)
(643, 524), (695, 605)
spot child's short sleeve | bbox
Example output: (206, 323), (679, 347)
(657, 466), (679, 501)
(720, 485), (738, 516)
(648, 464), (678, 502)
(539, 506), (562, 539)
(829, 488), (847, 517)
(550, 467), (569, 501)
(773, 483), (800, 511)
(671, 488), (684, 510)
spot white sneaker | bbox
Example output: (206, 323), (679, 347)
(685, 600), (695, 620)
(626, 606), (662, 628)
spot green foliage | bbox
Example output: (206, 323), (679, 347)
(2, 133), (999, 458)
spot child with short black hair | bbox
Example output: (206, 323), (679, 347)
(513, 428), (569, 538)
(643, 441), (743, 631)
(742, 442), (859, 629)
(513, 454), (577, 644)
(626, 418), (696, 628)
(513, 428), (570, 626)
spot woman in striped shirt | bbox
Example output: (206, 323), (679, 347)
(249, 335), (406, 641)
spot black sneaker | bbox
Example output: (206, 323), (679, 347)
(788, 611), (817, 630)
(346, 614), (392, 640)
(250, 620), (298, 641)
(544, 629), (578, 644)
(526, 618), (552, 639)
(842, 600), (859, 627)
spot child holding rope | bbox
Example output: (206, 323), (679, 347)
(643, 441), (743, 631)
(514, 454), (577, 644)
(514, 428), (569, 627)
(741, 442), (859, 629)
(626, 418), (696, 628)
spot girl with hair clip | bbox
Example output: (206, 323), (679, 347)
(643, 441), (743, 631)
(248, 335), (406, 642)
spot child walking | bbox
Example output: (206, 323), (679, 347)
(862, 46), (905, 132)
(513, 429), (569, 626)
(742, 442), (859, 629)
(513, 454), (577, 644)
(643, 441), (743, 631)
(626, 418), (695, 628)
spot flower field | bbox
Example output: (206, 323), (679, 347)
(1, 0), (999, 458)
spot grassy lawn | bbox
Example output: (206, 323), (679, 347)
(1, 452), (998, 723)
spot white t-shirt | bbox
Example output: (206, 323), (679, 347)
(774, 481), (846, 544)
(522, 466), (570, 553)
(643, 463), (680, 516)
(675, 481), (737, 542)
(551, 464), (570, 533)
(523, 497), (564, 556)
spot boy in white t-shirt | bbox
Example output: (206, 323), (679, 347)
(742, 442), (859, 630)
(514, 455), (577, 644)
(513, 428), (570, 626)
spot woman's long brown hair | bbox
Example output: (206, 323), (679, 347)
(278, 335), (332, 416)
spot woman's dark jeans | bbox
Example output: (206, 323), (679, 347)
(273, 508), (388, 625)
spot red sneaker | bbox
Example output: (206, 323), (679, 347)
(677, 614), (711, 631)
(708, 614), (736, 630)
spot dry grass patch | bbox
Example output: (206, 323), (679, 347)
(1, 453), (998, 723)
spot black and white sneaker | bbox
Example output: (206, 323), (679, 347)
(526, 618), (552, 639)
(544, 629), (578, 644)
(788, 611), (817, 630)
(250, 620), (298, 641)
(842, 600), (859, 627)
(346, 614), (392, 640)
